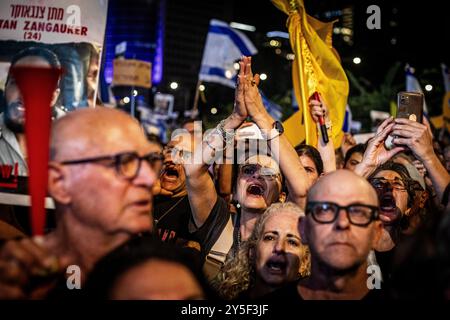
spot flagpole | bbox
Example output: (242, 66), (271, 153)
(191, 79), (201, 119)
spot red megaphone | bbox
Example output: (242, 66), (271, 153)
(11, 66), (62, 236)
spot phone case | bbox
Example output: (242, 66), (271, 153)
(397, 91), (424, 123)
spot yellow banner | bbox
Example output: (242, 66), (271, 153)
(273, 0), (349, 147)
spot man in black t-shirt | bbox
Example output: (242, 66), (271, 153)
(266, 170), (384, 300)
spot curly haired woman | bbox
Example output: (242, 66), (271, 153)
(212, 202), (310, 300)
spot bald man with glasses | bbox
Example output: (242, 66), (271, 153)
(0, 108), (162, 299)
(265, 170), (383, 300)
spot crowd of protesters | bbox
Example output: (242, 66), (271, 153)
(0, 51), (449, 300)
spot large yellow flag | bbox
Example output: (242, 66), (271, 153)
(272, 0), (349, 147)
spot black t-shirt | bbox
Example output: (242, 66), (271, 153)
(262, 281), (387, 301)
(154, 195), (233, 259)
(375, 249), (395, 283)
(153, 195), (195, 245)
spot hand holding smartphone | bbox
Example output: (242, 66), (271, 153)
(385, 91), (424, 150)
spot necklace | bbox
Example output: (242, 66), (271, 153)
(154, 195), (186, 226)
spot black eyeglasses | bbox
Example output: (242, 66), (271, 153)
(60, 151), (164, 180)
(306, 201), (379, 227)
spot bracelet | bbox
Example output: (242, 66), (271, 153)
(204, 129), (226, 152)
(216, 119), (236, 143)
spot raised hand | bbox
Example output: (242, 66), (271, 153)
(241, 56), (271, 129)
(233, 57), (249, 122)
(355, 117), (405, 177)
(308, 94), (329, 123)
(0, 237), (66, 299)
(391, 117), (434, 162)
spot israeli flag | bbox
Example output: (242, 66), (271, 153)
(199, 19), (257, 88)
(405, 64), (429, 114)
(441, 64), (450, 92)
(342, 104), (352, 133)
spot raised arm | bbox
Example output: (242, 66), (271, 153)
(183, 59), (248, 227)
(242, 57), (309, 208)
(392, 117), (450, 203)
(308, 95), (336, 173)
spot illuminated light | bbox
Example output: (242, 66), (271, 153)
(199, 84), (205, 92)
(340, 27), (353, 35)
(210, 107), (218, 114)
(230, 22), (256, 32)
(123, 96), (130, 104)
(225, 70), (233, 79)
(286, 53), (295, 60)
(425, 84), (433, 91)
(234, 62), (240, 70)
(353, 57), (361, 64)
(259, 73), (267, 81)
(269, 40), (280, 47)
(133, 90), (138, 96)
(343, 35), (351, 42)
(170, 82), (178, 90)
(333, 27), (341, 34)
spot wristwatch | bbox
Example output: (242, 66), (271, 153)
(265, 120), (284, 141)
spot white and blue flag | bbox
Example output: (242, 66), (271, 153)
(405, 64), (429, 114)
(342, 104), (352, 133)
(199, 19), (258, 88)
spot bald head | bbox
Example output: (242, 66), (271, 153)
(50, 108), (146, 161)
(308, 170), (378, 206)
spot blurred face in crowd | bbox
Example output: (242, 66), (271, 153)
(369, 170), (409, 225)
(344, 152), (363, 172)
(5, 55), (60, 127)
(235, 155), (283, 212)
(302, 170), (381, 271)
(160, 138), (188, 195)
(110, 259), (204, 300)
(50, 109), (158, 235)
(254, 210), (303, 287)
(299, 155), (320, 186)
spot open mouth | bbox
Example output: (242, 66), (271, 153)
(266, 259), (286, 273)
(247, 184), (265, 196)
(379, 194), (400, 222)
(164, 167), (179, 179)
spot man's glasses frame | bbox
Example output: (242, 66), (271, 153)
(306, 201), (379, 227)
(59, 151), (164, 180)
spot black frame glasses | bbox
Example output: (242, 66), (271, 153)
(60, 151), (164, 180)
(306, 201), (379, 227)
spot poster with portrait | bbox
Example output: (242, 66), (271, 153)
(0, 0), (109, 111)
(0, 0), (108, 208)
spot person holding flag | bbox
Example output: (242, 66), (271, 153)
(272, 0), (349, 149)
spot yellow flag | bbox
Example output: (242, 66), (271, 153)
(272, 0), (349, 147)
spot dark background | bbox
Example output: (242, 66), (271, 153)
(101, 0), (449, 130)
